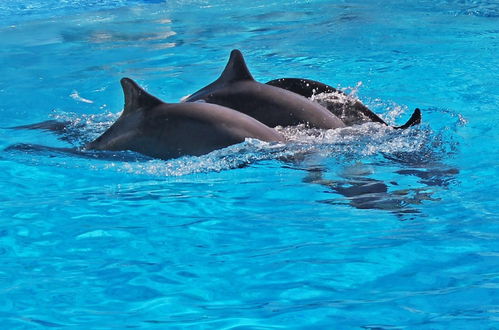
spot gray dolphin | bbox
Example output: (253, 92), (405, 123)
(183, 50), (346, 129)
(266, 78), (421, 129)
(85, 78), (284, 160)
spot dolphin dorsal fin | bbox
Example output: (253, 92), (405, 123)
(217, 49), (254, 83)
(120, 78), (163, 115)
(182, 50), (255, 102)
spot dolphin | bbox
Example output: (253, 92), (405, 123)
(266, 78), (421, 129)
(84, 78), (284, 160)
(183, 50), (346, 129)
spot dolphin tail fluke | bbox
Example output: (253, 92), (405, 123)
(393, 108), (421, 130)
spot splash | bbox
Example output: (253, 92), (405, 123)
(50, 109), (120, 145)
(69, 90), (94, 104)
(107, 139), (290, 176)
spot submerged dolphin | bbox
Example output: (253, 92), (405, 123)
(84, 78), (284, 160)
(183, 50), (346, 129)
(266, 78), (421, 129)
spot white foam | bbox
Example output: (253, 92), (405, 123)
(70, 90), (94, 104)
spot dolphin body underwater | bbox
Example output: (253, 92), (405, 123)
(185, 49), (420, 130)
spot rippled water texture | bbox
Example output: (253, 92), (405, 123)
(0, 0), (498, 328)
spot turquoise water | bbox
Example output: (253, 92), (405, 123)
(1, 0), (498, 328)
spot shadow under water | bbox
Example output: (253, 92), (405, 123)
(301, 162), (458, 218)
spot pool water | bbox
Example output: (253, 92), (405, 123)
(0, 0), (498, 328)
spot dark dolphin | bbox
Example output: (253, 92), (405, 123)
(84, 78), (284, 160)
(183, 50), (346, 129)
(266, 78), (421, 129)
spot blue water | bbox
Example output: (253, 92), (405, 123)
(1, 0), (498, 328)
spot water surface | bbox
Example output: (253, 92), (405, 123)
(0, 0), (498, 328)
